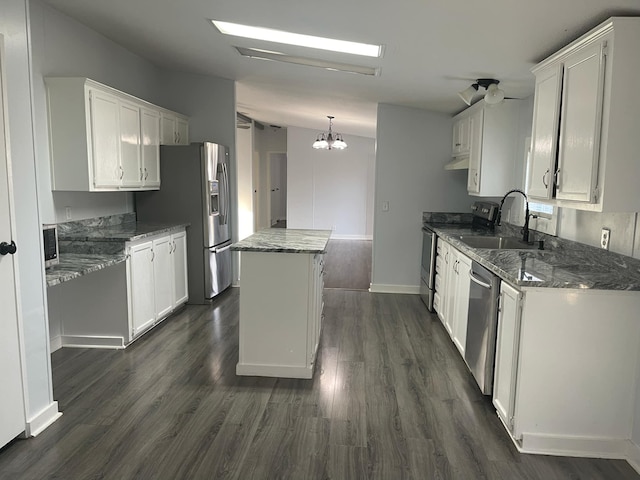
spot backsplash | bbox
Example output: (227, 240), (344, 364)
(56, 213), (136, 234)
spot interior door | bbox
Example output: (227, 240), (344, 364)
(0, 36), (26, 448)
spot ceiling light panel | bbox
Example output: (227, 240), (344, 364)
(212, 20), (382, 58)
(235, 47), (379, 76)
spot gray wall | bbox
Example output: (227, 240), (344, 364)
(371, 103), (472, 291)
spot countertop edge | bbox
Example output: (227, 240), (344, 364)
(46, 253), (128, 288)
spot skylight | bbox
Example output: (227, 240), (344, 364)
(211, 20), (382, 58)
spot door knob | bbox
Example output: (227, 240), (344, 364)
(0, 240), (17, 255)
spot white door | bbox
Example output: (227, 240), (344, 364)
(452, 254), (472, 355)
(467, 109), (483, 194)
(89, 88), (121, 188)
(0, 38), (26, 448)
(171, 231), (188, 306)
(141, 108), (160, 188)
(153, 235), (173, 319)
(129, 241), (155, 336)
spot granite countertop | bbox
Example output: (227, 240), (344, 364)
(46, 253), (127, 287)
(59, 221), (189, 243)
(427, 222), (640, 291)
(48, 214), (188, 287)
(231, 228), (332, 254)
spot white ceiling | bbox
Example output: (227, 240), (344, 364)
(41, 0), (640, 138)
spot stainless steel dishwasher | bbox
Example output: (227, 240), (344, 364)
(464, 260), (501, 395)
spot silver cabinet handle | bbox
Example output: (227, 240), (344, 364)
(151, 249), (155, 261)
(542, 168), (549, 188)
(144, 167), (148, 180)
(554, 168), (560, 188)
(474, 171), (478, 186)
(140, 167), (144, 181)
(119, 165), (124, 180)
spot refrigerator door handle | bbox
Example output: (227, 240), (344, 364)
(221, 162), (230, 225)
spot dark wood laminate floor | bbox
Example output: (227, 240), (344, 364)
(324, 239), (372, 290)
(1, 269), (638, 478)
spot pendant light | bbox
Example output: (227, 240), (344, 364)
(312, 116), (347, 150)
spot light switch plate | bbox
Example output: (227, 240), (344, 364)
(601, 228), (610, 250)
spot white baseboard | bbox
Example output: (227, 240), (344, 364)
(26, 402), (62, 437)
(50, 336), (63, 353)
(627, 441), (640, 475)
(60, 335), (125, 349)
(236, 362), (313, 379)
(329, 233), (373, 240)
(519, 432), (630, 460)
(369, 284), (420, 294)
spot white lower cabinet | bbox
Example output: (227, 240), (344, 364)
(492, 283), (640, 458)
(127, 229), (188, 339)
(237, 251), (325, 379)
(434, 238), (471, 355)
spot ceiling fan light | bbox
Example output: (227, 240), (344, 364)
(484, 83), (505, 105)
(458, 84), (478, 106)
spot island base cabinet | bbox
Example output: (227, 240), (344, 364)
(493, 286), (640, 459)
(237, 251), (324, 379)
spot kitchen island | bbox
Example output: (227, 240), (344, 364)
(232, 229), (331, 379)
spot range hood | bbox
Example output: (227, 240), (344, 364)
(444, 156), (469, 170)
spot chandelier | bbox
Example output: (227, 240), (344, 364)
(312, 116), (347, 150)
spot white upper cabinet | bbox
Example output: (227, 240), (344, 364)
(528, 17), (640, 212)
(452, 115), (470, 157)
(160, 110), (189, 145)
(452, 99), (522, 197)
(45, 77), (188, 192)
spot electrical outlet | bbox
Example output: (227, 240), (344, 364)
(601, 228), (610, 250)
(65, 206), (72, 220)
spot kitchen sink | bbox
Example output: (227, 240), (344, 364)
(457, 235), (542, 250)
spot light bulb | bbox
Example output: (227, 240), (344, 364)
(484, 83), (505, 105)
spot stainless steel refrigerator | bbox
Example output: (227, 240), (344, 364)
(135, 142), (232, 304)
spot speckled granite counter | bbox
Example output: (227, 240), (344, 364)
(46, 253), (127, 287)
(231, 228), (331, 254)
(424, 215), (640, 291)
(47, 213), (188, 287)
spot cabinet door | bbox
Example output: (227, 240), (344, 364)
(141, 108), (161, 188)
(171, 231), (188, 306)
(467, 109), (483, 194)
(444, 248), (458, 335)
(175, 116), (189, 145)
(153, 235), (174, 320)
(160, 112), (177, 145)
(129, 241), (155, 336)
(119, 101), (141, 187)
(452, 253), (471, 355)
(528, 64), (563, 200)
(452, 116), (470, 156)
(493, 282), (522, 433)
(89, 89), (121, 188)
(556, 40), (606, 202)
(436, 241), (450, 326)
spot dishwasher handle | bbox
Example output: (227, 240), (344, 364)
(468, 269), (492, 289)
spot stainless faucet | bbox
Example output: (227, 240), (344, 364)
(496, 189), (533, 243)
